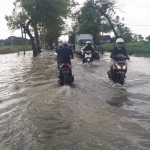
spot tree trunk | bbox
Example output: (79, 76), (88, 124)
(33, 24), (42, 53)
(23, 20), (37, 57)
(89, 1), (118, 38)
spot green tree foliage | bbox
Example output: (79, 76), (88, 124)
(132, 34), (144, 42)
(69, 0), (134, 44)
(6, 0), (76, 55)
(146, 36), (150, 41)
(113, 16), (133, 42)
(69, 1), (112, 44)
(88, 0), (119, 38)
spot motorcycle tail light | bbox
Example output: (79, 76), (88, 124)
(63, 63), (68, 67)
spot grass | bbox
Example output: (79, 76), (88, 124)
(0, 45), (32, 54)
(102, 41), (150, 57)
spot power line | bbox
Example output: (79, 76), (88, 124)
(0, 9), (9, 14)
(1, 2), (13, 10)
(0, 29), (9, 37)
(125, 24), (150, 27)
(0, 25), (10, 33)
(2, 0), (14, 7)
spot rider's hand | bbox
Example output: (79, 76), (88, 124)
(127, 57), (130, 60)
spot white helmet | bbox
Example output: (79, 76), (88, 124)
(63, 41), (68, 46)
(58, 43), (63, 48)
(86, 41), (92, 44)
(116, 38), (124, 50)
(116, 38), (124, 43)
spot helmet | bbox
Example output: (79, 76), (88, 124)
(63, 41), (68, 47)
(86, 41), (92, 44)
(116, 38), (124, 43)
(58, 43), (63, 48)
(116, 38), (124, 50)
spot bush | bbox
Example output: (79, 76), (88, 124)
(0, 45), (32, 54)
(102, 42), (150, 57)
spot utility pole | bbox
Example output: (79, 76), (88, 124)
(24, 25), (28, 49)
(21, 24), (25, 55)
(43, 28), (45, 49)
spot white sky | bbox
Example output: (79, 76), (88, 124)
(0, 0), (150, 40)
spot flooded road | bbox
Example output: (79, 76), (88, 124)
(0, 51), (150, 150)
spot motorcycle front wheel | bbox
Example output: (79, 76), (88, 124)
(117, 74), (124, 85)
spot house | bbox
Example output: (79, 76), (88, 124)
(8, 36), (16, 43)
(0, 40), (5, 45)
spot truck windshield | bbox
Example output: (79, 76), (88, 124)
(78, 40), (93, 46)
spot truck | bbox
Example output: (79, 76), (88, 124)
(75, 34), (94, 54)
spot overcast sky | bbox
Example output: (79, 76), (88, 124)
(0, 0), (150, 39)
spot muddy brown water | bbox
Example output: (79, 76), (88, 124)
(0, 51), (150, 150)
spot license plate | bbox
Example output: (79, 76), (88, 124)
(62, 68), (69, 73)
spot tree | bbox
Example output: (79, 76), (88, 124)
(146, 36), (150, 41)
(88, 0), (119, 38)
(113, 16), (133, 42)
(138, 34), (144, 42)
(6, 0), (76, 56)
(69, 1), (112, 44)
(132, 34), (144, 42)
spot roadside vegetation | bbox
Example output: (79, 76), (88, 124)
(102, 41), (150, 57)
(0, 45), (32, 54)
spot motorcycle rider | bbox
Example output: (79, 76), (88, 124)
(110, 38), (129, 60)
(56, 43), (63, 60)
(55, 43), (63, 53)
(109, 38), (130, 79)
(82, 41), (94, 62)
(57, 41), (74, 70)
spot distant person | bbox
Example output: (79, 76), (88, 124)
(46, 43), (48, 51)
(98, 44), (104, 54)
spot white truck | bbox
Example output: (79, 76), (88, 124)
(75, 34), (94, 54)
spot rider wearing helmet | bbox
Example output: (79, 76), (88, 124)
(110, 38), (129, 60)
(109, 38), (130, 78)
(82, 41), (94, 52)
(82, 41), (94, 62)
(58, 43), (63, 48)
(55, 43), (63, 53)
(57, 41), (74, 69)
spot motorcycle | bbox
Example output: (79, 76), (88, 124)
(58, 63), (74, 86)
(107, 54), (128, 85)
(93, 51), (100, 60)
(83, 50), (93, 63)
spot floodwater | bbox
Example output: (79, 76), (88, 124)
(0, 51), (150, 150)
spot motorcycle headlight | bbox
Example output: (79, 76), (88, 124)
(122, 65), (127, 70)
(116, 65), (122, 69)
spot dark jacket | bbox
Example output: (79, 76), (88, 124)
(83, 45), (94, 52)
(110, 46), (128, 59)
(57, 47), (73, 64)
